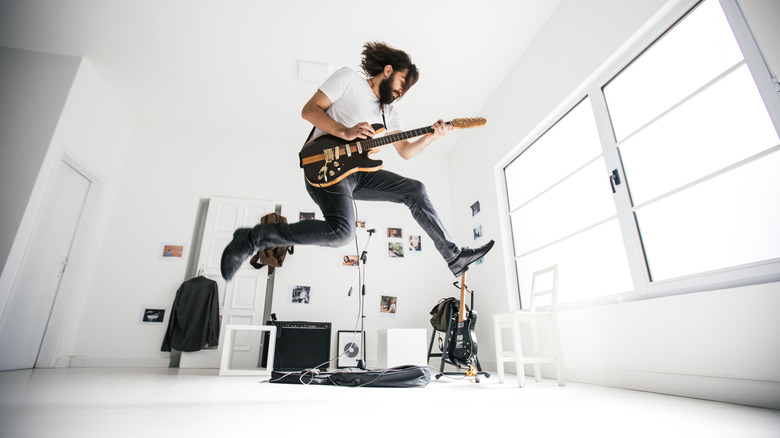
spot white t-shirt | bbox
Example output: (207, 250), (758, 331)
(313, 67), (402, 140)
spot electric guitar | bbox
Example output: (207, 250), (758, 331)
(448, 272), (478, 367)
(299, 117), (487, 187)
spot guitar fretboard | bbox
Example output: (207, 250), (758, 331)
(358, 123), (451, 151)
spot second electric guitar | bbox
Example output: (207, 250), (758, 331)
(299, 117), (486, 187)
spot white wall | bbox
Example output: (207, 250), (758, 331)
(0, 47), (80, 310)
(448, 0), (780, 409)
(39, 58), (136, 367)
(0, 50), (135, 367)
(69, 117), (457, 367)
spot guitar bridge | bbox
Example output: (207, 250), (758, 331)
(323, 148), (335, 162)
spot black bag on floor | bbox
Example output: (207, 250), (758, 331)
(269, 365), (431, 388)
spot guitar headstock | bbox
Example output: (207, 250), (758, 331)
(450, 117), (487, 129)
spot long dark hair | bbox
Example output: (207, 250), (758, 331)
(360, 41), (419, 94)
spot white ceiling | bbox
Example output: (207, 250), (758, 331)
(0, 0), (561, 151)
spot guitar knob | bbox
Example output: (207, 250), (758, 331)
(329, 170), (335, 176)
(333, 161), (339, 166)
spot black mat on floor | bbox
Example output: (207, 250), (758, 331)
(268, 365), (431, 387)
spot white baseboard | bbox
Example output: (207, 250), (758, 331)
(532, 366), (780, 410)
(67, 356), (171, 368)
(602, 369), (780, 410)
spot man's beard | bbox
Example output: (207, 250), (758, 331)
(378, 74), (397, 104)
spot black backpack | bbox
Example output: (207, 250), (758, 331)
(429, 297), (468, 332)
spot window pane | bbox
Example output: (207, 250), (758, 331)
(604, 0), (744, 141)
(636, 149), (780, 281)
(504, 99), (601, 210)
(510, 159), (617, 253)
(516, 219), (633, 306)
(619, 64), (780, 205)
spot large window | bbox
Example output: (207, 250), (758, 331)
(504, 100), (633, 306)
(502, 0), (780, 308)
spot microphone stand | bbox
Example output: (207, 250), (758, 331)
(348, 228), (375, 370)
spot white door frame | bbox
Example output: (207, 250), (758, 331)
(36, 153), (102, 368)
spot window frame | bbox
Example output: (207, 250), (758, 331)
(496, 0), (780, 310)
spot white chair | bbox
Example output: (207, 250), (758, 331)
(219, 324), (276, 376)
(493, 265), (565, 387)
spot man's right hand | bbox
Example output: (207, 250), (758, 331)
(343, 122), (376, 141)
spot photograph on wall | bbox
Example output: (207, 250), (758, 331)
(355, 218), (366, 228)
(471, 200), (481, 217)
(299, 211), (316, 221)
(159, 243), (185, 260)
(473, 224), (483, 240)
(386, 227), (403, 239)
(408, 235), (422, 253)
(379, 295), (397, 315)
(388, 242), (404, 258)
(341, 254), (359, 267)
(138, 306), (169, 325)
(289, 285), (312, 304)
(337, 330), (365, 368)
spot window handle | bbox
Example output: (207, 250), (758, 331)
(609, 169), (621, 193)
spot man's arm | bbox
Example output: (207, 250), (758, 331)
(301, 90), (376, 141)
(392, 119), (453, 160)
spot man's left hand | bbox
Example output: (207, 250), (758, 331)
(430, 119), (453, 140)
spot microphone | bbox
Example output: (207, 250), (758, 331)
(367, 228), (376, 235)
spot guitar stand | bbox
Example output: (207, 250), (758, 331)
(426, 273), (490, 383)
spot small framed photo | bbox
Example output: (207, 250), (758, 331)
(471, 200), (481, 217)
(473, 224), (483, 240)
(289, 285), (312, 303)
(299, 211), (316, 221)
(138, 306), (169, 325)
(341, 254), (359, 267)
(159, 243), (185, 260)
(388, 242), (404, 258)
(337, 331), (365, 368)
(380, 295), (397, 314)
(408, 235), (422, 253)
(387, 227), (403, 239)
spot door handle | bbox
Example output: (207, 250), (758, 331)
(609, 169), (621, 193)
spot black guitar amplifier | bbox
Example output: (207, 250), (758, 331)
(261, 321), (331, 371)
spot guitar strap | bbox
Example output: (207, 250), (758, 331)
(304, 126), (316, 144)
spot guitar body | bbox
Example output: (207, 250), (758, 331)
(299, 118), (486, 187)
(448, 308), (478, 366)
(447, 272), (479, 367)
(299, 124), (386, 187)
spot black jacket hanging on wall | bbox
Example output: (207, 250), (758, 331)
(161, 276), (220, 352)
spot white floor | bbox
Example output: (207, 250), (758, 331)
(1, 367), (778, 438)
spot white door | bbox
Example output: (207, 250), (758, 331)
(178, 197), (278, 369)
(0, 161), (90, 371)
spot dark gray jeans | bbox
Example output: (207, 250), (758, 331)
(250, 170), (459, 263)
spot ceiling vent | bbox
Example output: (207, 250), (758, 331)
(297, 60), (329, 83)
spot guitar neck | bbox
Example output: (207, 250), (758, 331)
(361, 122), (450, 151)
(458, 272), (467, 322)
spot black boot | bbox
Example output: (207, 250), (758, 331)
(448, 239), (495, 276)
(220, 228), (256, 281)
